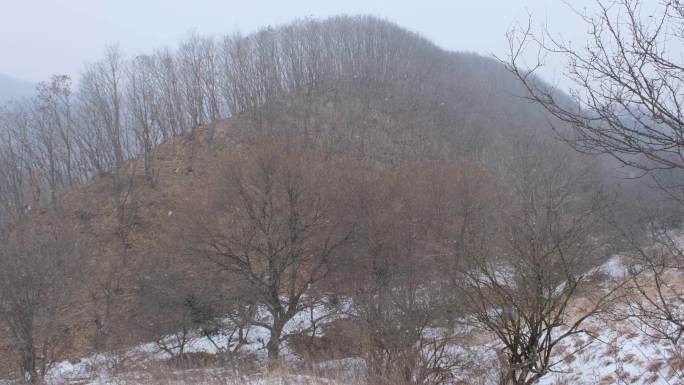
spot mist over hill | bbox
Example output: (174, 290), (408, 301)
(0, 14), (680, 385)
(0, 73), (34, 102)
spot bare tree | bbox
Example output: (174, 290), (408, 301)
(456, 136), (616, 385)
(505, 0), (684, 371)
(150, 49), (189, 138)
(0, 105), (31, 222)
(89, 161), (140, 350)
(127, 55), (161, 185)
(187, 145), (352, 368)
(0, 217), (79, 383)
(79, 45), (128, 173)
(505, 0), (684, 185)
(178, 33), (210, 129)
(343, 163), (473, 385)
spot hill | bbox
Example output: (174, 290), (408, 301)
(0, 73), (34, 102)
(0, 15), (669, 385)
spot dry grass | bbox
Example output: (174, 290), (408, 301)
(65, 361), (367, 385)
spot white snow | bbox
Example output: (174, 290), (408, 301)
(41, 257), (684, 385)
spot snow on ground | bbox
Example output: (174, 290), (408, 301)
(596, 255), (628, 279)
(453, 257), (684, 385)
(44, 257), (684, 385)
(45, 347), (355, 384)
(46, 354), (118, 385)
(45, 316), (684, 385)
(536, 317), (683, 385)
(445, 315), (684, 385)
(45, 299), (355, 385)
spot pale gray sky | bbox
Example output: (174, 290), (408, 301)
(0, 0), (601, 83)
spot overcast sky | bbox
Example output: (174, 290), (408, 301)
(0, 0), (603, 83)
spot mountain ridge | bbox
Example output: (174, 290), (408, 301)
(0, 73), (35, 102)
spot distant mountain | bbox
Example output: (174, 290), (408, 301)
(0, 73), (35, 103)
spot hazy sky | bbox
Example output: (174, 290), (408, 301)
(1, 0), (602, 83)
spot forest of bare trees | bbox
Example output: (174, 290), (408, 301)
(0, 3), (683, 384)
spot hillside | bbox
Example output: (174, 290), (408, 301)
(0, 15), (678, 385)
(18, 71), (567, 349)
(31, 256), (684, 385)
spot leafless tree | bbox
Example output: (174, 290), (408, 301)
(127, 55), (161, 185)
(178, 33), (211, 129)
(346, 163), (469, 385)
(0, 105), (31, 222)
(89, 161), (140, 350)
(187, 145), (352, 368)
(506, 0), (684, 176)
(456, 136), (617, 385)
(80, 45), (128, 171)
(505, 0), (684, 370)
(0, 217), (79, 383)
(149, 49), (189, 138)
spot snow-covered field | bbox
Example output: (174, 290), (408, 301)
(40, 256), (684, 385)
(44, 299), (358, 385)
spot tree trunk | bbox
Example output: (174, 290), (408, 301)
(20, 346), (38, 384)
(266, 325), (283, 370)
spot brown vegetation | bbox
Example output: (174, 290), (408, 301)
(0, 7), (681, 384)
